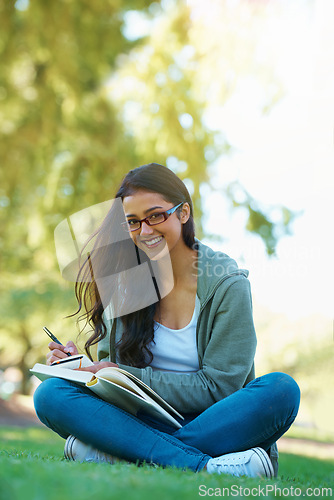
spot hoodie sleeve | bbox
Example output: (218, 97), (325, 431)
(117, 276), (257, 414)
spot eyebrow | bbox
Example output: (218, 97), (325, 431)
(126, 206), (164, 218)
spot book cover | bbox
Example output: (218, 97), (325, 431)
(30, 363), (183, 429)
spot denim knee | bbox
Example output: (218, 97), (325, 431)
(264, 372), (300, 416)
(33, 377), (66, 423)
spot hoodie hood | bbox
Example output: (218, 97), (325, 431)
(194, 239), (249, 303)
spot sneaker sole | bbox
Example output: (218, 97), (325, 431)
(64, 435), (76, 461)
(251, 448), (274, 478)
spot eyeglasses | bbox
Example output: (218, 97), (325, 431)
(123, 202), (183, 232)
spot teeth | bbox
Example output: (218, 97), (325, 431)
(144, 236), (163, 247)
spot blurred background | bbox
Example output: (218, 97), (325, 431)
(0, 0), (333, 445)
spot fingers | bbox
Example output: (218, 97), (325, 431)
(46, 348), (68, 366)
(75, 361), (118, 373)
(48, 341), (65, 352)
(65, 341), (78, 356)
(46, 340), (78, 365)
(76, 366), (100, 373)
(47, 341), (78, 355)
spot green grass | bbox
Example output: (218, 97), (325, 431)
(0, 427), (333, 500)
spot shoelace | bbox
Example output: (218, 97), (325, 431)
(216, 461), (246, 476)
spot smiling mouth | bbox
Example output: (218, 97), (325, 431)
(141, 236), (164, 248)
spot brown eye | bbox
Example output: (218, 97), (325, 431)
(148, 213), (164, 223)
(127, 219), (140, 231)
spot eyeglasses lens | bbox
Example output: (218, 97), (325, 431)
(127, 213), (166, 232)
(147, 213), (165, 225)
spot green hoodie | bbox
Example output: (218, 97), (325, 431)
(97, 239), (279, 475)
(97, 239), (256, 414)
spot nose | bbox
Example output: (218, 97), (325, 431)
(140, 221), (154, 236)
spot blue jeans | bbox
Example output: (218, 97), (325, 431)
(33, 371), (300, 472)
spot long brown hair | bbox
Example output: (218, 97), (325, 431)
(74, 163), (196, 366)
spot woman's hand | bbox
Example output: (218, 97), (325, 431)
(46, 341), (78, 365)
(77, 361), (119, 373)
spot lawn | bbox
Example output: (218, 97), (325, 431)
(0, 426), (333, 500)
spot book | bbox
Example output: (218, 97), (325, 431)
(30, 358), (183, 429)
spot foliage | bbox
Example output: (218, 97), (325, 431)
(107, 0), (296, 250)
(227, 181), (297, 255)
(0, 0), (151, 273)
(106, 3), (217, 226)
(0, 0), (159, 383)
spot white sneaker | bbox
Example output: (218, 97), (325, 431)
(64, 435), (118, 464)
(206, 447), (274, 478)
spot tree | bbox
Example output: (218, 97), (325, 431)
(0, 0), (295, 389)
(0, 0), (161, 389)
(0, 0), (154, 273)
(106, 0), (296, 253)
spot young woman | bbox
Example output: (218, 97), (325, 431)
(34, 163), (300, 477)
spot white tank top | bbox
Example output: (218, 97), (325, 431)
(149, 295), (200, 373)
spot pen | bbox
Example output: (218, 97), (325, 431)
(43, 326), (71, 356)
(51, 355), (82, 366)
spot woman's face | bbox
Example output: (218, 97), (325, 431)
(122, 190), (190, 260)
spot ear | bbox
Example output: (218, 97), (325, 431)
(180, 203), (191, 224)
